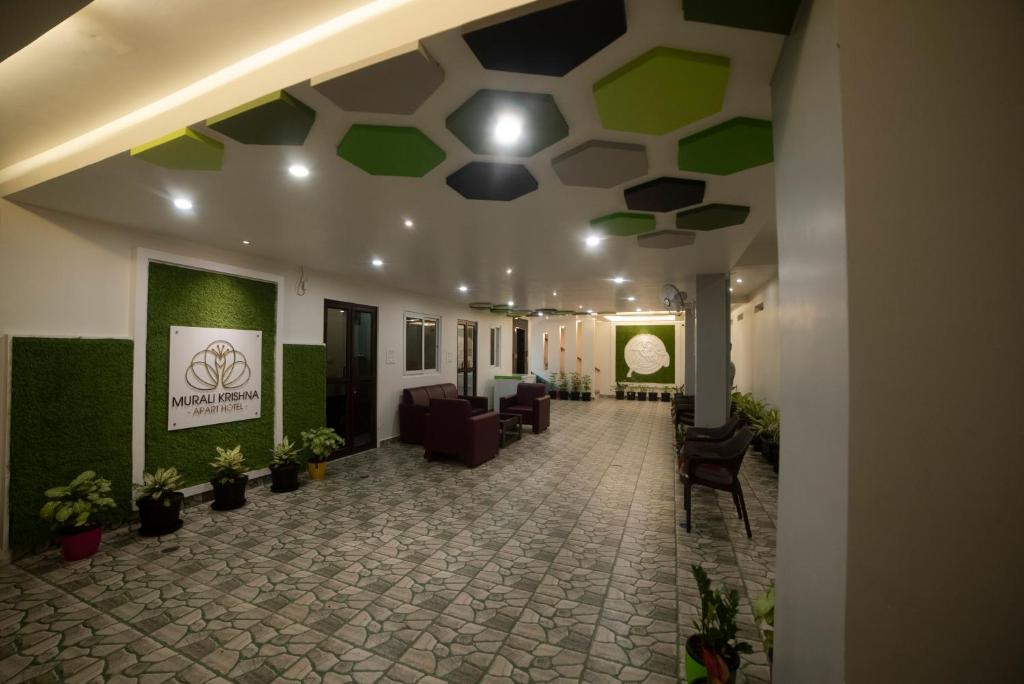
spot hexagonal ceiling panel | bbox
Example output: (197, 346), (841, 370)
(469, 302), (493, 310)
(446, 162), (538, 201)
(337, 125), (445, 177)
(678, 117), (774, 175)
(593, 47), (730, 134)
(130, 127), (224, 170)
(624, 177), (705, 212)
(637, 230), (696, 249)
(683, 0), (801, 35)
(207, 90), (315, 145)
(551, 140), (647, 188)
(312, 45), (444, 115)
(446, 89), (568, 157)
(462, 0), (626, 77)
(675, 203), (750, 231)
(590, 212), (655, 237)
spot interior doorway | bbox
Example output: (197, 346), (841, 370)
(513, 317), (529, 374)
(323, 299), (377, 457)
(457, 320), (477, 396)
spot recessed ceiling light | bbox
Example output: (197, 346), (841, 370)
(371, 258), (383, 267)
(729, 287), (734, 292)
(587, 309), (593, 314)
(507, 300), (514, 307)
(578, 305), (583, 309)
(288, 164), (310, 178)
(241, 240), (251, 245)
(538, 312), (544, 317)
(506, 268), (513, 275)
(493, 113), (523, 145)
(552, 291), (557, 296)
(736, 277), (743, 283)
(626, 296), (635, 302)
(458, 285), (468, 292)
(613, 276), (625, 284)
(585, 236), (601, 248)
(404, 218), (414, 228)
(172, 197), (193, 210)
(636, 308), (642, 312)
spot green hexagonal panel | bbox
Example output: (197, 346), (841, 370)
(590, 212), (656, 237)
(593, 47), (729, 135)
(337, 124), (446, 177)
(675, 203), (750, 231)
(446, 89), (568, 157)
(677, 117), (773, 175)
(207, 90), (315, 145)
(130, 127), (224, 170)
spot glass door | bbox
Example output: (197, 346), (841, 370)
(324, 299), (377, 458)
(457, 320), (477, 396)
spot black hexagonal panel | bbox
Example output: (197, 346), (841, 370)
(463, 0), (626, 77)
(446, 89), (568, 157)
(624, 177), (706, 212)
(446, 162), (538, 201)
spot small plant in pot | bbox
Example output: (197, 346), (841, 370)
(302, 426), (344, 480)
(209, 446), (248, 511)
(685, 564), (752, 683)
(660, 386), (672, 402)
(614, 381), (625, 400)
(759, 408), (781, 470)
(581, 374), (592, 401)
(547, 377), (558, 400)
(753, 584), (775, 670)
(40, 471), (118, 562)
(569, 372), (581, 400)
(647, 386), (659, 401)
(674, 384), (686, 401)
(269, 436), (302, 493)
(626, 384), (637, 400)
(557, 372), (570, 400)
(637, 384), (648, 401)
(135, 467), (184, 536)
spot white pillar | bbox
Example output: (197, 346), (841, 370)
(683, 306), (695, 394)
(695, 273), (730, 427)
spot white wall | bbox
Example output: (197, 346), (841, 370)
(0, 200), (513, 443)
(730, 277), (780, 407)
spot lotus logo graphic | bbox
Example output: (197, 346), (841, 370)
(185, 340), (251, 391)
(623, 334), (671, 377)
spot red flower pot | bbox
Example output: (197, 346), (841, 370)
(60, 526), (102, 562)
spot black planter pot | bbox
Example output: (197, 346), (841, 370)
(647, 392), (658, 401)
(559, 390), (570, 400)
(137, 492), (183, 537)
(637, 392), (648, 401)
(270, 463), (300, 493)
(570, 391), (580, 401)
(660, 392), (671, 402)
(763, 439), (779, 466)
(548, 390), (558, 400)
(582, 392), (592, 401)
(626, 391), (637, 400)
(615, 391), (624, 400)
(211, 475), (248, 511)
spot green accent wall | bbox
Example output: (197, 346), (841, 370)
(9, 338), (133, 551)
(283, 344), (326, 442)
(146, 263), (276, 487)
(615, 324), (676, 384)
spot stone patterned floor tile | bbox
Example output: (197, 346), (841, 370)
(398, 614), (506, 682)
(482, 633), (588, 683)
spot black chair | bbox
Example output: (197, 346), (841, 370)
(677, 415), (743, 479)
(682, 426), (756, 538)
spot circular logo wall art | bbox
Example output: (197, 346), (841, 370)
(623, 333), (671, 377)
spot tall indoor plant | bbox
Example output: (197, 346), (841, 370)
(302, 426), (343, 480)
(209, 446), (248, 510)
(39, 470), (118, 561)
(581, 374), (592, 401)
(685, 564), (753, 683)
(135, 467), (184, 536)
(569, 372), (581, 400)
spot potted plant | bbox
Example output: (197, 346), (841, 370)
(302, 426), (344, 480)
(547, 376), (558, 400)
(647, 386), (659, 401)
(135, 467), (184, 536)
(674, 385), (686, 401)
(685, 565), (752, 683)
(557, 372), (570, 400)
(269, 436), (302, 493)
(39, 470), (118, 561)
(759, 407), (780, 471)
(637, 383), (648, 401)
(614, 381), (625, 400)
(626, 384), (637, 401)
(660, 386), (672, 402)
(753, 585), (775, 669)
(209, 446), (248, 510)
(569, 372), (581, 400)
(581, 374), (592, 401)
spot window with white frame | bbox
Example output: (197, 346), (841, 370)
(405, 313), (439, 373)
(489, 327), (501, 366)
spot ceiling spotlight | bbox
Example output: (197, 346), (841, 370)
(578, 305), (583, 309)
(172, 197), (193, 210)
(493, 113), (523, 145)
(585, 236), (601, 248)
(507, 300), (515, 307)
(241, 240), (251, 245)
(736, 277), (744, 283)
(552, 291), (557, 296)
(288, 164), (310, 178)
(404, 218), (414, 228)
(636, 308), (642, 312)
(729, 287), (734, 292)
(458, 285), (468, 293)
(539, 312), (544, 317)
(613, 276), (625, 284)
(587, 309), (593, 314)
(371, 258), (383, 267)
(626, 296), (635, 302)
(506, 268), (513, 275)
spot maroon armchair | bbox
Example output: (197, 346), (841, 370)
(423, 398), (499, 468)
(499, 383), (550, 434)
(399, 383), (488, 444)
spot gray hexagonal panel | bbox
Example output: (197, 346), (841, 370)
(637, 230), (696, 249)
(312, 45), (444, 115)
(551, 140), (647, 188)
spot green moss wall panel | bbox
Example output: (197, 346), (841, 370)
(615, 324), (675, 383)
(9, 338), (133, 551)
(283, 344), (326, 442)
(146, 263), (277, 487)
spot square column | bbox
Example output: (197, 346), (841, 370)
(695, 273), (730, 426)
(684, 305), (695, 393)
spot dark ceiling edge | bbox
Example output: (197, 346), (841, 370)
(0, 0), (93, 63)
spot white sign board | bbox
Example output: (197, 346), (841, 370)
(168, 326), (262, 431)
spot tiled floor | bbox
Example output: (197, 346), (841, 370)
(0, 399), (777, 683)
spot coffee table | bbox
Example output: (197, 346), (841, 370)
(498, 413), (523, 448)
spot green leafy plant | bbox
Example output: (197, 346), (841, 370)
(270, 436), (302, 467)
(691, 564), (752, 661)
(582, 374), (592, 392)
(555, 371), (567, 391)
(615, 381), (626, 392)
(301, 427), (344, 463)
(135, 467), (184, 507)
(759, 407), (780, 442)
(569, 372), (581, 392)
(39, 471), (117, 531)
(210, 446), (246, 484)
(753, 585), (775, 654)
